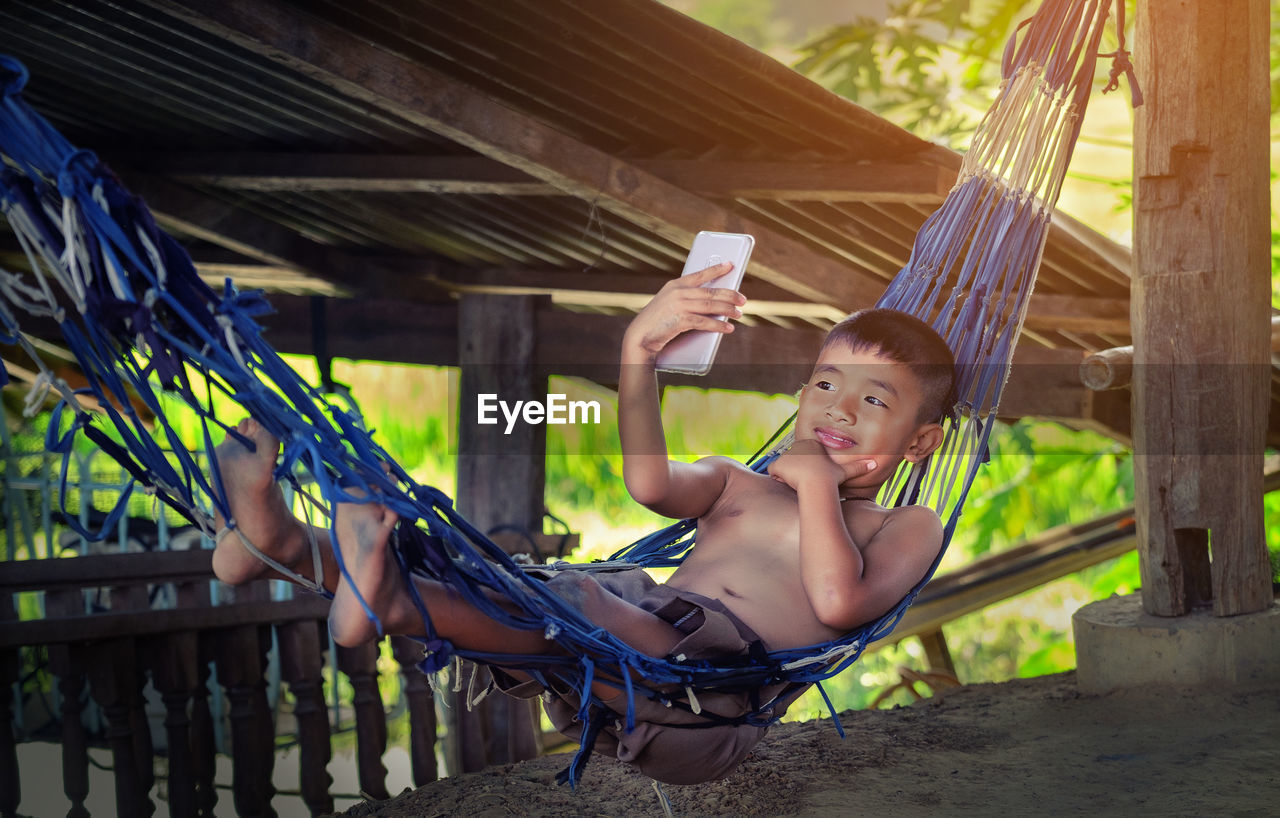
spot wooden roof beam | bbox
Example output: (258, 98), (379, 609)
(119, 170), (441, 301)
(129, 151), (955, 203)
(251, 295), (1130, 436)
(141, 0), (886, 310)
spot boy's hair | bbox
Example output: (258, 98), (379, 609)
(821, 308), (956, 424)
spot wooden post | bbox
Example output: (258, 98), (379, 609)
(85, 638), (148, 818)
(190, 640), (218, 817)
(335, 642), (390, 801)
(390, 635), (438, 786)
(0, 591), (19, 818)
(449, 293), (545, 773)
(146, 631), (200, 818)
(1132, 0), (1273, 616)
(214, 625), (276, 818)
(277, 620), (333, 817)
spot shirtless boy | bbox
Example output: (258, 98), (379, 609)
(209, 262), (955, 783)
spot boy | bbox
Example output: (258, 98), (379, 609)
(209, 262), (955, 783)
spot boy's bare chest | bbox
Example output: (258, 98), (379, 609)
(679, 476), (883, 581)
(705, 477), (882, 547)
(669, 477), (880, 648)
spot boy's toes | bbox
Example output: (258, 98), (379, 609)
(378, 507), (399, 532)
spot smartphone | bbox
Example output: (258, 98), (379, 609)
(655, 231), (754, 376)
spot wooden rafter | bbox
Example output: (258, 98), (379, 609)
(129, 152), (954, 203)
(120, 171), (439, 300)
(244, 295), (1125, 434)
(139, 0), (889, 310)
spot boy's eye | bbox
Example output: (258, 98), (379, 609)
(816, 380), (834, 391)
(865, 395), (887, 408)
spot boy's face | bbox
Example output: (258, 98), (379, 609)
(795, 343), (942, 490)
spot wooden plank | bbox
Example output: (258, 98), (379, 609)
(0, 550), (215, 588)
(118, 170), (438, 301)
(0, 596), (331, 648)
(640, 159), (952, 203)
(130, 152), (557, 194)
(1023, 293), (1130, 335)
(1132, 0), (1272, 616)
(141, 0), (887, 310)
(142, 152), (955, 203)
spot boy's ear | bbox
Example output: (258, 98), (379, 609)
(903, 422), (945, 463)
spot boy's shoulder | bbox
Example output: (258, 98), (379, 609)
(877, 501), (941, 522)
(695, 455), (758, 478)
(861, 501), (944, 553)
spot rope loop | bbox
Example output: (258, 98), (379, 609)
(56, 149), (97, 198)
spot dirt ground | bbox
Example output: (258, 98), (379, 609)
(334, 672), (1280, 817)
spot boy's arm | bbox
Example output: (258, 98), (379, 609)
(770, 442), (943, 631)
(620, 263), (745, 519)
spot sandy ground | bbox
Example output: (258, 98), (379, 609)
(334, 672), (1280, 817)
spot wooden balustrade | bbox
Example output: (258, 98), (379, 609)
(0, 550), (440, 817)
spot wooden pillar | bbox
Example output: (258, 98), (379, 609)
(85, 639), (148, 818)
(0, 592), (19, 818)
(147, 632), (200, 818)
(214, 625), (276, 818)
(336, 642), (390, 801)
(189, 643), (218, 818)
(390, 635), (438, 786)
(277, 620), (333, 817)
(1132, 0), (1273, 616)
(450, 293), (545, 773)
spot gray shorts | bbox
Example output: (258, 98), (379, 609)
(495, 567), (794, 785)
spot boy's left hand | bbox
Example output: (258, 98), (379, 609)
(768, 438), (851, 490)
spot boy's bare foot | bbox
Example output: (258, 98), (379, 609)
(329, 497), (409, 647)
(210, 419), (313, 586)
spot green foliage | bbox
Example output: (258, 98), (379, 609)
(794, 0), (1003, 143)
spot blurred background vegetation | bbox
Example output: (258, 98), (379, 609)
(3, 0), (1277, 727)
(654, 0), (1280, 714)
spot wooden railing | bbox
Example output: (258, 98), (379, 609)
(4, 472), (1275, 814)
(0, 550), (438, 818)
(894, 466), (1280, 672)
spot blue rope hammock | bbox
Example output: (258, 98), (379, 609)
(0, 0), (1135, 786)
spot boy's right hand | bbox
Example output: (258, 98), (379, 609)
(622, 262), (747, 364)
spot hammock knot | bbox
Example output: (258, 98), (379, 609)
(56, 150), (97, 198)
(23, 368), (52, 417)
(414, 639), (454, 675)
(1100, 0), (1143, 107)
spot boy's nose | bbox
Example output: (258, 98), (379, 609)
(826, 404), (854, 423)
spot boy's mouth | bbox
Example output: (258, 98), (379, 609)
(814, 427), (855, 449)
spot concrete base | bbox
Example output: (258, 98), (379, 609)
(1073, 594), (1280, 695)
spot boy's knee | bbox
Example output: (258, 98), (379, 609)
(547, 570), (605, 610)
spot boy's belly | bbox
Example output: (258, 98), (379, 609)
(666, 553), (843, 650)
